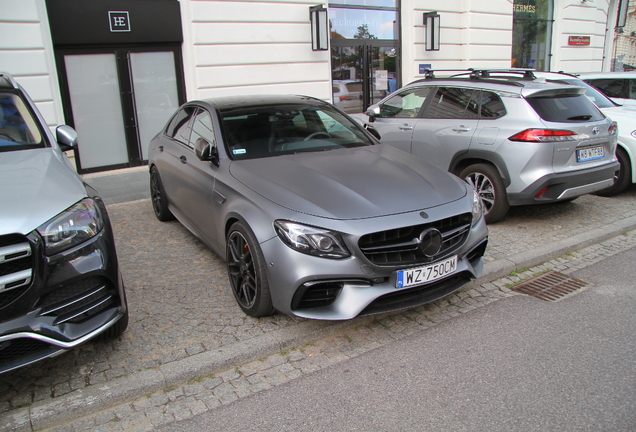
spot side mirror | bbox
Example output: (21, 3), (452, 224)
(365, 104), (381, 123)
(365, 124), (381, 141)
(195, 137), (219, 166)
(56, 125), (78, 151)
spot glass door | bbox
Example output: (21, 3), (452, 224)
(64, 54), (129, 169)
(130, 52), (180, 161)
(331, 41), (398, 114)
(57, 46), (185, 173)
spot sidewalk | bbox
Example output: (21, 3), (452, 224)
(1, 168), (636, 431)
(82, 166), (150, 205)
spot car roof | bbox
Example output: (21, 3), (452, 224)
(191, 94), (328, 112)
(403, 68), (586, 96)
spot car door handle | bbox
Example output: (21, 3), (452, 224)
(453, 126), (471, 132)
(399, 124), (414, 131)
(180, 155), (187, 164)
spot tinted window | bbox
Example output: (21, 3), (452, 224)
(586, 79), (624, 98)
(221, 103), (373, 160)
(379, 88), (431, 118)
(0, 93), (43, 151)
(628, 79), (636, 99)
(167, 106), (196, 144)
(426, 87), (476, 119)
(525, 94), (604, 122)
(478, 91), (507, 118)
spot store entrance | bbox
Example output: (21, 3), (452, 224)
(331, 40), (398, 114)
(56, 46), (185, 173)
(46, 0), (185, 173)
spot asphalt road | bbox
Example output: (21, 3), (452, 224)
(157, 246), (636, 432)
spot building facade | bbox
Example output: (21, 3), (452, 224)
(0, 0), (624, 173)
(612, 0), (636, 70)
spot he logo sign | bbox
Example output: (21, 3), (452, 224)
(109, 11), (131, 32)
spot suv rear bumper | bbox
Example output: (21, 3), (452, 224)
(507, 161), (619, 206)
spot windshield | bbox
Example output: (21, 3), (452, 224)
(220, 103), (374, 160)
(0, 93), (44, 151)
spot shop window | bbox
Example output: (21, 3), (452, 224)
(511, 0), (552, 71)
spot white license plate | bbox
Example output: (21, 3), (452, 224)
(396, 255), (458, 288)
(577, 146), (604, 162)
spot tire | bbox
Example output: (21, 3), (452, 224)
(226, 222), (275, 317)
(594, 146), (631, 197)
(150, 166), (175, 221)
(459, 163), (510, 224)
(100, 306), (129, 340)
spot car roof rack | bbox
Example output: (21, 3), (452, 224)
(410, 68), (539, 87)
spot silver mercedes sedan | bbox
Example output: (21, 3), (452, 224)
(148, 95), (488, 320)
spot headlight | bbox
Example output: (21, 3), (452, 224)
(37, 198), (103, 255)
(471, 188), (483, 226)
(274, 220), (350, 259)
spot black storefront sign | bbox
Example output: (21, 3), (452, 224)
(46, 0), (182, 46)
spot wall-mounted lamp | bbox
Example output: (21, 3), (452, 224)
(310, 5), (329, 51)
(424, 11), (440, 51)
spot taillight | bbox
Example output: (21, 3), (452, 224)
(509, 129), (577, 142)
(608, 121), (618, 135)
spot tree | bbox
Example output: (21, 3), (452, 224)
(353, 24), (377, 40)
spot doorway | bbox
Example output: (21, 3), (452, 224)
(331, 41), (398, 114)
(56, 46), (185, 173)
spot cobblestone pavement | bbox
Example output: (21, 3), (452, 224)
(1, 186), (636, 431)
(36, 224), (636, 431)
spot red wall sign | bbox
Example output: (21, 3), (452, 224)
(568, 36), (591, 46)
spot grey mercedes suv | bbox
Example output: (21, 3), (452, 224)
(0, 72), (128, 374)
(355, 69), (619, 223)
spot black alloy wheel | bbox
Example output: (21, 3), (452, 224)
(226, 222), (274, 317)
(150, 166), (175, 221)
(460, 163), (510, 224)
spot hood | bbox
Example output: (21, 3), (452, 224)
(229, 144), (467, 220)
(0, 148), (88, 235)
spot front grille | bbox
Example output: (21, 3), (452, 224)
(0, 234), (33, 309)
(39, 276), (118, 325)
(358, 214), (472, 266)
(0, 338), (61, 374)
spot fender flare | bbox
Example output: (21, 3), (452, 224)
(449, 150), (512, 188)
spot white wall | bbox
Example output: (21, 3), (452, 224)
(554, 0), (613, 73)
(0, 0), (65, 128)
(179, 0), (333, 102)
(403, 0), (513, 83)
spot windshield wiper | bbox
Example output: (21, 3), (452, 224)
(567, 114), (592, 120)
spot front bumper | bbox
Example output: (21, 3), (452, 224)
(507, 161), (619, 206)
(0, 201), (127, 374)
(260, 208), (489, 320)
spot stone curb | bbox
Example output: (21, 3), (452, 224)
(5, 215), (636, 431)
